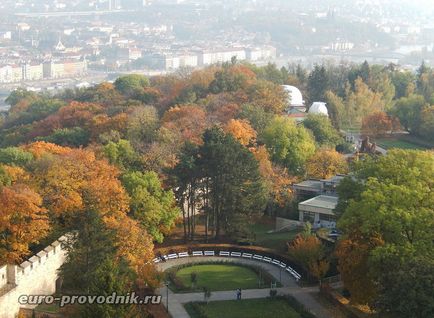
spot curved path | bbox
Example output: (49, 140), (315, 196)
(156, 256), (334, 318)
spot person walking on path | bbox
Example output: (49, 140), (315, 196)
(236, 288), (241, 300)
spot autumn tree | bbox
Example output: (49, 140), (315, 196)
(247, 80), (287, 113)
(361, 111), (394, 137)
(344, 78), (386, 128)
(0, 184), (49, 263)
(239, 103), (274, 138)
(127, 106), (160, 148)
(161, 104), (207, 144)
(306, 148), (348, 179)
(288, 234), (328, 281)
(251, 146), (294, 215)
(224, 119), (257, 146)
(209, 65), (255, 94)
(335, 232), (384, 303)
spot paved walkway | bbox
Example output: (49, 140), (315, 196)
(156, 256), (335, 318)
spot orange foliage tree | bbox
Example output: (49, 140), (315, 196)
(335, 232), (384, 304)
(288, 234), (329, 280)
(0, 184), (49, 263)
(224, 119), (257, 146)
(361, 111), (396, 137)
(161, 104), (208, 144)
(252, 146), (294, 209)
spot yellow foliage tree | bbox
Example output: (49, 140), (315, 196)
(306, 148), (348, 179)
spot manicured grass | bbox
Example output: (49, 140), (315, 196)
(173, 264), (275, 292)
(376, 138), (427, 150)
(171, 264), (281, 292)
(185, 298), (301, 318)
(251, 222), (300, 252)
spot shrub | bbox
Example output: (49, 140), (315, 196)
(278, 295), (316, 318)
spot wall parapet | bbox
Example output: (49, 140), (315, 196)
(0, 234), (71, 318)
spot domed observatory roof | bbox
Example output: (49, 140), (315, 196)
(281, 85), (304, 107)
(309, 102), (329, 116)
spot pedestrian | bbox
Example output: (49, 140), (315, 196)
(239, 288), (242, 300)
(236, 288), (240, 300)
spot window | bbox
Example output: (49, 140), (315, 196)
(320, 214), (336, 222)
(303, 211), (316, 223)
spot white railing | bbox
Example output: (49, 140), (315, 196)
(155, 250), (302, 281)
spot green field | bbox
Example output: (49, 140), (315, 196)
(174, 264), (274, 292)
(376, 138), (428, 150)
(251, 222), (300, 252)
(185, 298), (301, 318)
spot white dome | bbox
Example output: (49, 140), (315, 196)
(309, 102), (329, 116)
(281, 85), (304, 107)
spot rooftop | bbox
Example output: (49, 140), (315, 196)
(299, 195), (338, 215)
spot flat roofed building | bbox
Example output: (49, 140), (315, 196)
(293, 174), (346, 198)
(298, 195), (338, 228)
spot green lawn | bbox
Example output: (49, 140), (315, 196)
(174, 264), (273, 292)
(251, 222), (300, 252)
(185, 298), (301, 318)
(376, 138), (427, 150)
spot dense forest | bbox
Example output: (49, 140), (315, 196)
(0, 60), (433, 317)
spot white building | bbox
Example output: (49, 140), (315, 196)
(308, 102), (329, 116)
(198, 49), (246, 66)
(0, 65), (22, 83)
(246, 46), (277, 61)
(298, 195), (338, 229)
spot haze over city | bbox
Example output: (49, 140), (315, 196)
(0, 2), (433, 318)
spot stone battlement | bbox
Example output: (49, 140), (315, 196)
(0, 235), (71, 318)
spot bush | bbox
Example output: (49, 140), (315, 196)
(186, 302), (210, 318)
(166, 270), (186, 291)
(278, 295), (316, 318)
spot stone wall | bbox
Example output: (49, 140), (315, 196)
(0, 235), (70, 318)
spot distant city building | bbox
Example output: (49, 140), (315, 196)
(43, 60), (87, 79)
(0, 65), (22, 83)
(246, 46), (277, 61)
(109, 0), (122, 10)
(329, 41), (354, 52)
(118, 47), (142, 61)
(23, 63), (43, 81)
(198, 48), (247, 66)
(144, 52), (198, 70)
